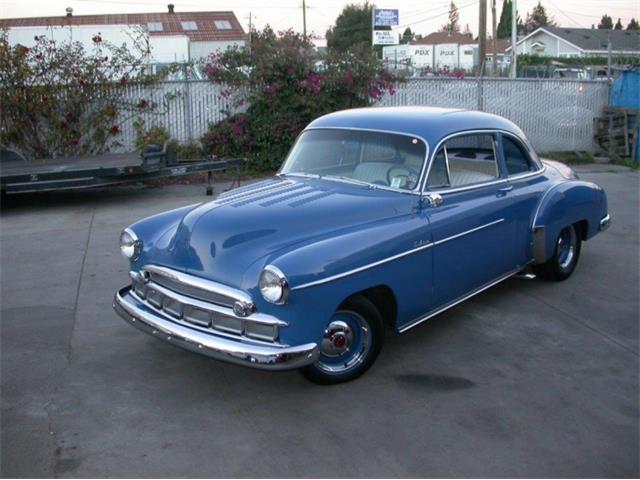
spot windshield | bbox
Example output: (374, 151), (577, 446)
(280, 129), (427, 191)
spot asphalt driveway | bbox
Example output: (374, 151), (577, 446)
(1, 164), (638, 478)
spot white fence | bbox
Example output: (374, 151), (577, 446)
(115, 77), (610, 153)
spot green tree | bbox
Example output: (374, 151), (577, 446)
(497, 0), (512, 39)
(614, 18), (623, 30)
(441, 1), (461, 34)
(326, 2), (372, 52)
(627, 18), (640, 30)
(524, 1), (556, 34)
(400, 27), (415, 44)
(598, 14), (613, 29)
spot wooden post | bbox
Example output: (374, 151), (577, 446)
(478, 0), (487, 77)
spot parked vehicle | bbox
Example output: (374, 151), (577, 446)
(113, 107), (610, 384)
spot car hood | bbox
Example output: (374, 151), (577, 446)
(145, 176), (417, 289)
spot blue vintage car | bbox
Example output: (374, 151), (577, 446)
(114, 107), (610, 384)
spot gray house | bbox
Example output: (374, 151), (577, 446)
(508, 27), (640, 58)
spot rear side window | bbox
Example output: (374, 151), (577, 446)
(503, 136), (536, 175)
(427, 133), (499, 188)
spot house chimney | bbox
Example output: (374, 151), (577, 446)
(167, 4), (175, 13)
(65, 7), (73, 17)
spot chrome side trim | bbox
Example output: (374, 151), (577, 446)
(599, 213), (611, 232)
(291, 241), (435, 291)
(114, 287), (318, 371)
(433, 218), (504, 246)
(398, 267), (520, 333)
(142, 265), (253, 305)
(291, 218), (504, 290)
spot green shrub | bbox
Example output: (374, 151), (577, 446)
(200, 27), (400, 171)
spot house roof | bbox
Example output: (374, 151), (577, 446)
(486, 39), (511, 54)
(411, 31), (476, 46)
(0, 10), (246, 42)
(509, 26), (640, 53)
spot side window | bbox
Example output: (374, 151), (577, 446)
(503, 136), (536, 175)
(427, 133), (498, 188)
(427, 150), (449, 188)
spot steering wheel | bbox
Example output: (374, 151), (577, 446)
(387, 165), (420, 189)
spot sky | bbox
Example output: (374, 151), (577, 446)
(1, 0), (639, 41)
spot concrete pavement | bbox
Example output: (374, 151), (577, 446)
(1, 166), (638, 478)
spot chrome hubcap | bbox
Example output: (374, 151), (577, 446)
(317, 311), (371, 374)
(557, 226), (577, 270)
(321, 320), (353, 357)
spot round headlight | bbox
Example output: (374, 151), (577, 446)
(120, 228), (141, 260)
(259, 265), (289, 305)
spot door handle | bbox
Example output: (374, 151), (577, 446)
(498, 185), (513, 193)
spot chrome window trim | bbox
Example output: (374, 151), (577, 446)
(283, 126), (431, 196)
(422, 129), (545, 194)
(142, 265), (253, 305)
(398, 266), (522, 333)
(500, 131), (544, 177)
(291, 218), (505, 290)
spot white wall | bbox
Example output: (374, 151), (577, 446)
(7, 24), (141, 51)
(148, 35), (189, 63)
(189, 40), (246, 61)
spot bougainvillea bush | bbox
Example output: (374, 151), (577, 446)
(0, 30), (162, 159)
(201, 27), (399, 171)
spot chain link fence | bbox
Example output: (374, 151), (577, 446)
(114, 77), (609, 154)
(379, 78), (610, 152)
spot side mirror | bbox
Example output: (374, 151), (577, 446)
(423, 193), (443, 207)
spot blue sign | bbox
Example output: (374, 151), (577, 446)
(374, 9), (399, 26)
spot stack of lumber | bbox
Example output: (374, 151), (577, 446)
(594, 107), (639, 160)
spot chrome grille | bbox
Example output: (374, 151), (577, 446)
(130, 266), (284, 343)
(148, 271), (236, 307)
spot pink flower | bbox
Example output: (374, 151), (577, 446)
(92, 35), (102, 43)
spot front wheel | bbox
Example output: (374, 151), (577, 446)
(534, 224), (582, 281)
(300, 295), (384, 385)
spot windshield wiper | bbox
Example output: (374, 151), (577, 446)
(279, 172), (321, 179)
(323, 175), (375, 188)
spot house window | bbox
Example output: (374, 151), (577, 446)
(181, 21), (197, 30)
(147, 22), (163, 32)
(214, 20), (232, 30)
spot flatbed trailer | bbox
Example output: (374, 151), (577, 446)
(0, 144), (242, 195)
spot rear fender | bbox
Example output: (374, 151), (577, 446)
(531, 181), (607, 264)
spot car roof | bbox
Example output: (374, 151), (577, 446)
(306, 106), (527, 150)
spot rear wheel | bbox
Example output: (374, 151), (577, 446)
(300, 295), (384, 385)
(534, 224), (582, 281)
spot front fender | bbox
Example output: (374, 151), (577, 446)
(532, 180), (607, 263)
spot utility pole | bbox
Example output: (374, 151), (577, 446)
(248, 12), (252, 55)
(478, 0), (487, 76)
(510, 0), (517, 78)
(491, 0), (497, 76)
(302, 0), (307, 37)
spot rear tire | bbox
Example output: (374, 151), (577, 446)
(300, 295), (384, 385)
(534, 224), (582, 281)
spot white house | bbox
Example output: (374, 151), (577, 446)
(0, 5), (246, 64)
(507, 26), (640, 58)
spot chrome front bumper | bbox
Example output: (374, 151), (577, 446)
(599, 213), (611, 232)
(114, 286), (319, 371)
